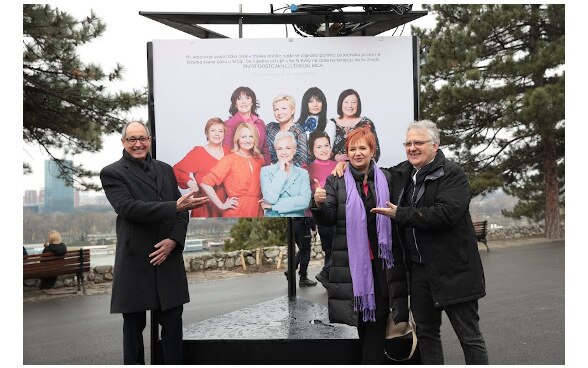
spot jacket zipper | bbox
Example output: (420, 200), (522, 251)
(411, 182), (423, 263)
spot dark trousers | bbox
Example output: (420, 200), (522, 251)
(410, 262), (489, 365)
(293, 218), (312, 277)
(317, 224), (334, 274)
(357, 261), (389, 365)
(122, 305), (184, 365)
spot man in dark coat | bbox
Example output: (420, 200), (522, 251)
(372, 120), (488, 364)
(100, 121), (209, 364)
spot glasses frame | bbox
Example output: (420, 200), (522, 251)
(125, 136), (151, 144)
(403, 139), (432, 148)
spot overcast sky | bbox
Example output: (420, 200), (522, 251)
(21, 1), (436, 192)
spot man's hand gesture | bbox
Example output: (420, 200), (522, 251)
(370, 201), (397, 219)
(331, 161), (348, 177)
(176, 190), (210, 212)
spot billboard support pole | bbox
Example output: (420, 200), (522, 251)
(238, 4), (243, 38)
(287, 217), (296, 299)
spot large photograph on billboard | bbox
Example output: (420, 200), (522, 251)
(150, 37), (417, 218)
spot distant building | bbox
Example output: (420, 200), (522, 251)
(43, 159), (74, 213)
(23, 190), (37, 205)
(23, 189), (40, 213)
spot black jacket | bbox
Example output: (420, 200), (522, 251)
(390, 150), (486, 307)
(100, 152), (190, 313)
(42, 242), (67, 256)
(312, 164), (409, 327)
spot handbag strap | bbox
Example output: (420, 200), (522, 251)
(385, 297), (418, 362)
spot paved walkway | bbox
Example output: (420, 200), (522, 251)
(23, 236), (562, 303)
(23, 238), (565, 364)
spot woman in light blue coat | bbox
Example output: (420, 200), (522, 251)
(260, 131), (311, 217)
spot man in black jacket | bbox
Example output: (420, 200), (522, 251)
(100, 121), (208, 364)
(372, 120), (488, 364)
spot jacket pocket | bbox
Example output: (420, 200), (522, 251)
(123, 226), (137, 255)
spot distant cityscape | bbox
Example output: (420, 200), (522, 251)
(23, 159), (110, 214)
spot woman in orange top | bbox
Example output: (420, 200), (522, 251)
(201, 122), (264, 218)
(173, 117), (231, 218)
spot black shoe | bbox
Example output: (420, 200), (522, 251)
(284, 271), (288, 280)
(315, 271), (328, 289)
(299, 276), (317, 287)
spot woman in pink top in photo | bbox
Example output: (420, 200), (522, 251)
(173, 117), (231, 218)
(201, 122), (264, 218)
(307, 130), (338, 193)
(222, 86), (271, 165)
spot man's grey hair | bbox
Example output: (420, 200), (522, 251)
(407, 120), (440, 145)
(121, 121), (150, 138)
(273, 130), (297, 148)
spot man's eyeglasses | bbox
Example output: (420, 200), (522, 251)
(403, 140), (431, 148)
(125, 136), (150, 144)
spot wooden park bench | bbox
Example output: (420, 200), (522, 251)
(473, 220), (490, 252)
(23, 249), (91, 293)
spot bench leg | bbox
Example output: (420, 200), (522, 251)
(81, 274), (86, 294)
(483, 240), (490, 252)
(76, 273), (87, 293)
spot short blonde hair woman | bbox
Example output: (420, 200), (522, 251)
(40, 230), (67, 289)
(47, 230), (62, 245)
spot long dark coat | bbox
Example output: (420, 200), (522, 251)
(100, 153), (190, 313)
(311, 165), (409, 327)
(390, 150), (486, 307)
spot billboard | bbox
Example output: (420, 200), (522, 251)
(149, 37), (418, 218)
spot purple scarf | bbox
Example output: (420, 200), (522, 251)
(344, 161), (394, 322)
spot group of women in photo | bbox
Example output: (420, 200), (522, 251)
(172, 85), (380, 218)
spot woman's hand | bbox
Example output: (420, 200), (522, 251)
(187, 173), (200, 192)
(259, 199), (272, 210)
(221, 197), (239, 210)
(313, 179), (327, 206)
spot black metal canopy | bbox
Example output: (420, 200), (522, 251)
(139, 6), (427, 39)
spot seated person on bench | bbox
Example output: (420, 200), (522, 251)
(39, 230), (67, 289)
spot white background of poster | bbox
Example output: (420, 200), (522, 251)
(152, 37), (417, 175)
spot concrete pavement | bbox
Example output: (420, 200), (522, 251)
(23, 237), (565, 364)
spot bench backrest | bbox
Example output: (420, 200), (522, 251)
(23, 249), (91, 279)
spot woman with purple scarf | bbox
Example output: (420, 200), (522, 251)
(311, 127), (409, 364)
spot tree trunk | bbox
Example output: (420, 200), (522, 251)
(542, 135), (562, 238)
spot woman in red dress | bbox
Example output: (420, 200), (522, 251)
(173, 117), (231, 217)
(201, 122), (264, 218)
